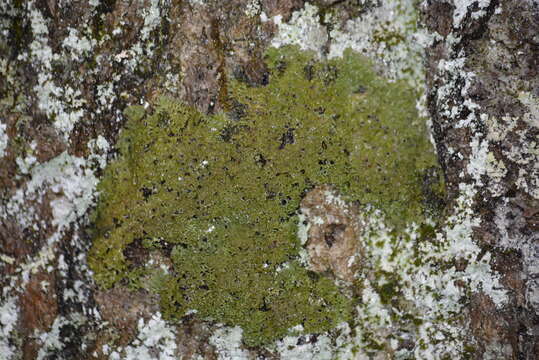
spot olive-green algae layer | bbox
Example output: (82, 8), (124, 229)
(89, 47), (443, 347)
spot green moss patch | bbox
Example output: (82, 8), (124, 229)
(89, 46), (442, 346)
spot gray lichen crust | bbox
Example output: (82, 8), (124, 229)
(423, 0), (539, 356)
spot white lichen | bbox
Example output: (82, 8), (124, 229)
(187, 0), (206, 6)
(518, 91), (539, 129)
(272, 1), (430, 90)
(209, 325), (250, 360)
(140, 0), (162, 42)
(244, 0), (261, 17)
(453, 0), (491, 28)
(26, 2), (89, 140)
(0, 297), (18, 360)
(36, 317), (67, 360)
(329, 0), (428, 89)
(88, 135), (111, 169)
(62, 28), (94, 62)
(271, 3), (328, 55)
(34, 313), (90, 360)
(3, 151), (98, 231)
(96, 83), (116, 114)
(16, 154), (38, 175)
(354, 197), (506, 357)
(296, 212), (310, 244)
(120, 313), (178, 360)
(0, 121), (7, 158)
(206, 322), (354, 360)
(290, 187), (508, 358)
(1, 151), (100, 293)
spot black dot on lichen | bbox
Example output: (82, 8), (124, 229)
(88, 46), (443, 347)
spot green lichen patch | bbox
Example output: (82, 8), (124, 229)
(89, 46), (442, 347)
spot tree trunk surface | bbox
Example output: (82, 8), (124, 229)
(423, 0), (539, 357)
(1, 0), (538, 359)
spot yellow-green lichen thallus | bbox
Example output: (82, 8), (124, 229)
(89, 46), (443, 347)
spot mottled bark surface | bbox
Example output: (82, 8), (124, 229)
(0, 1), (302, 358)
(1, 0), (538, 358)
(423, 0), (539, 358)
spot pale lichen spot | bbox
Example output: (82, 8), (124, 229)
(0, 121), (7, 158)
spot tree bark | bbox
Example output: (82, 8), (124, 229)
(423, 0), (539, 358)
(1, 0), (538, 358)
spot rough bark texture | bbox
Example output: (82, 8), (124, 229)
(1, 0), (538, 359)
(0, 1), (301, 358)
(423, 0), (539, 358)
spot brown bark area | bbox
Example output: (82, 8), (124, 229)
(300, 185), (364, 283)
(423, 0), (539, 358)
